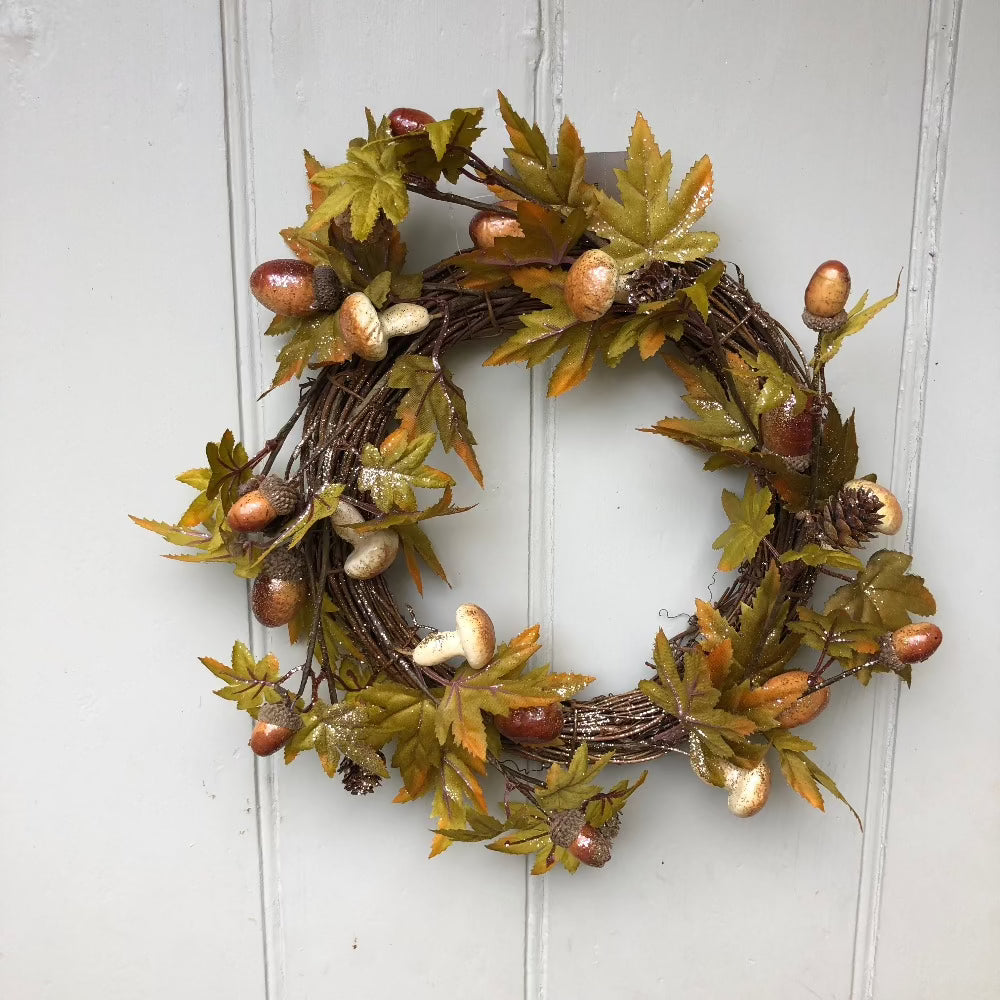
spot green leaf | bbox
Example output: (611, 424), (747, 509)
(771, 731), (861, 826)
(358, 429), (454, 513)
(307, 142), (409, 241)
(267, 312), (352, 390)
(816, 273), (901, 366)
(712, 476), (775, 572)
(780, 544), (864, 573)
(584, 771), (648, 828)
(284, 699), (388, 780)
(813, 402), (859, 505)
(737, 349), (809, 415)
(825, 549), (936, 631)
(497, 92), (588, 208)
(388, 355), (483, 486)
(205, 430), (251, 510)
(397, 107), (485, 185)
(588, 113), (718, 271)
(426, 740), (490, 856)
(252, 483), (345, 568)
(200, 641), (282, 714)
(537, 743), (615, 812)
(788, 607), (883, 669)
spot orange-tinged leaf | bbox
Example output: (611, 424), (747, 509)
(705, 639), (733, 688)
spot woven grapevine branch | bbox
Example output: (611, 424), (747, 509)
(133, 95), (941, 874)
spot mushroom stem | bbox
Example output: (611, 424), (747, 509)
(332, 500), (400, 579)
(412, 603), (496, 670)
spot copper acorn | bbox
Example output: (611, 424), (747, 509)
(388, 107), (434, 136)
(249, 701), (302, 757)
(804, 260), (851, 318)
(568, 823), (612, 868)
(740, 670), (831, 729)
(760, 398), (815, 469)
(494, 703), (564, 745)
(468, 201), (523, 248)
(890, 623), (943, 664)
(227, 475), (300, 534)
(250, 259), (317, 318)
(251, 548), (308, 628)
(564, 249), (621, 322)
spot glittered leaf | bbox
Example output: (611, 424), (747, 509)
(771, 731), (861, 826)
(200, 641), (282, 714)
(788, 607), (883, 669)
(816, 274), (901, 366)
(538, 743), (615, 812)
(358, 430), (454, 513)
(712, 475), (775, 572)
(780, 545), (863, 573)
(824, 549), (936, 631)
(205, 430), (251, 510)
(267, 312), (352, 390)
(284, 699), (388, 780)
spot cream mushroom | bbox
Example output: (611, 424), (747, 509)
(564, 249), (629, 322)
(412, 604), (496, 670)
(844, 480), (903, 535)
(719, 759), (771, 817)
(331, 499), (400, 579)
(339, 292), (431, 361)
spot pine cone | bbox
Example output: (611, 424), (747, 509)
(801, 484), (885, 549)
(338, 754), (385, 796)
(549, 809), (586, 848)
(623, 261), (682, 305)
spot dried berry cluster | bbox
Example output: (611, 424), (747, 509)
(134, 95), (939, 874)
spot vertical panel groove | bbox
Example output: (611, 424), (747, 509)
(849, 2), (963, 996)
(524, 3), (564, 998)
(219, 2), (285, 998)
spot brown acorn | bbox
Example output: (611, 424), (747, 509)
(568, 823), (612, 868)
(388, 107), (434, 136)
(249, 260), (318, 318)
(564, 249), (622, 322)
(249, 701), (302, 757)
(760, 398), (814, 471)
(549, 809), (586, 848)
(740, 670), (831, 729)
(227, 475), (300, 533)
(803, 260), (851, 332)
(468, 201), (523, 248)
(889, 623), (943, 664)
(493, 703), (564, 745)
(251, 547), (308, 628)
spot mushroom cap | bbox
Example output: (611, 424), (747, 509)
(332, 499), (365, 545)
(564, 249), (620, 322)
(344, 530), (400, 579)
(845, 480), (903, 535)
(454, 603), (496, 669)
(339, 292), (385, 360)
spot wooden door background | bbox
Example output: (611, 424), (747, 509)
(2, 1), (997, 997)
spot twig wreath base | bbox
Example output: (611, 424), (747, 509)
(134, 97), (942, 873)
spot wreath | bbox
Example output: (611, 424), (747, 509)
(133, 96), (942, 874)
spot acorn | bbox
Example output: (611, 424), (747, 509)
(740, 670), (831, 729)
(564, 249), (624, 322)
(388, 107), (434, 136)
(493, 703), (564, 745)
(760, 398), (815, 471)
(468, 200), (523, 248)
(250, 260), (318, 318)
(803, 260), (851, 332)
(251, 547), (308, 628)
(549, 808), (586, 848)
(227, 475), (300, 534)
(568, 823), (612, 868)
(886, 623), (943, 665)
(249, 701), (302, 757)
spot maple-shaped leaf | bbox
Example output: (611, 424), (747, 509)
(644, 356), (757, 453)
(537, 743), (615, 812)
(815, 274), (901, 367)
(812, 402), (859, 505)
(639, 631), (758, 763)
(353, 487), (471, 594)
(387, 355), (483, 486)
(737, 348), (810, 416)
(265, 312), (352, 390)
(771, 731), (861, 826)
(605, 262), (726, 365)
(353, 682), (440, 798)
(788, 607), (883, 669)
(483, 267), (613, 397)
(497, 92), (588, 208)
(780, 544), (863, 573)
(358, 429), (453, 513)
(824, 549), (936, 631)
(451, 203), (588, 288)
(396, 107), (485, 185)
(283, 698), (388, 780)
(712, 475), (775, 572)
(584, 771), (648, 829)
(587, 113), (719, 271)
(200, 641), (282, 714)
(425, 739), (490, 857)
(174, 467), (216, 528)
(484, 801), (571, 874)
(206, 430), (252, 510)
(305, 141), (408, 241)
(434, 626), (575, 762)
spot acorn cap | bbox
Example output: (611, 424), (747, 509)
(549, 809), (587, 848)
(257, 701), (302, 732)
(260, 546), (307, 581)
(258, 475), (300, 517)
(312, 265), (346, 312)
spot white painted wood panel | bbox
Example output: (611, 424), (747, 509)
(0, 1), (264, 997)
(874, 1), (1000, 995)
(4, 0), (996, 997)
